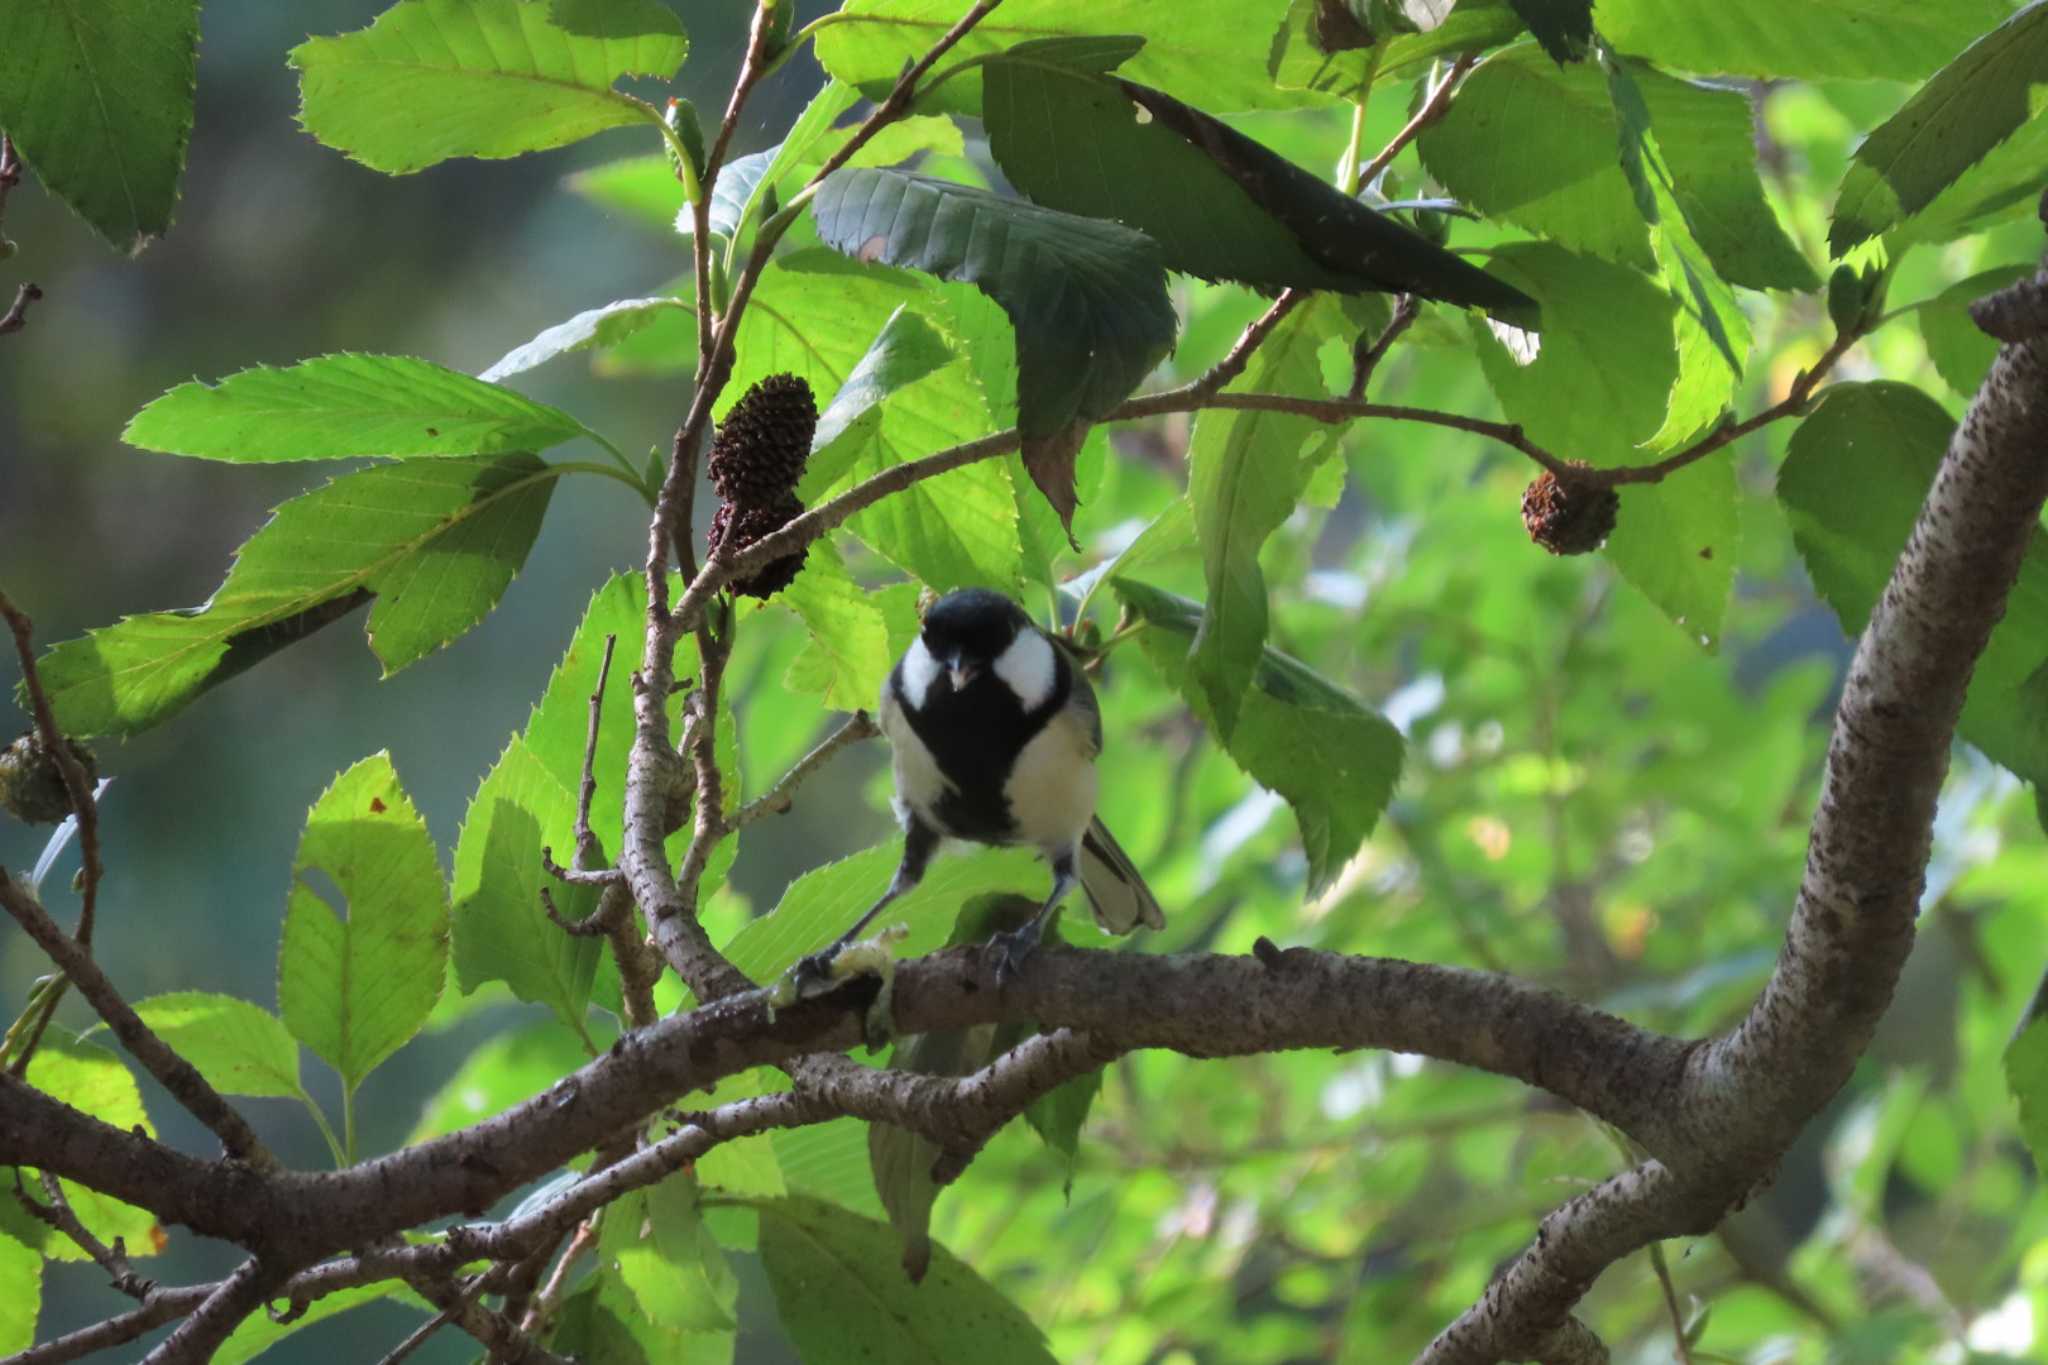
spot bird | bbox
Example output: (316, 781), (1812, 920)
(804, 587), (1164, 981)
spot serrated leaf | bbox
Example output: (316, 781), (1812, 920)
(31, 454), (558, 738)
(1418, 47), (1815, 290)
(812, 168), (1174, 525)
(1270, 0), (1523, 98)
(1509, 0), (1592, 63)
(1186, 298), (1345, 738)
(1595, 0), (2008, 81)
(125, 354), (594, 460)
(280, 753), (449, 1092)
(1918, 265), (2034, 398)
(983, 57), (1536, 317)
(807, 304), (957, 473)
(818, 0), (1323, 113)
(782, 542), (893, 711)
(1831, 3), (2048, 253)
(450, 736), (604, 1034)
(129, 992), (302, 1100)
(1895, 111), (2048, 247)
(482, 299), (695, 383)
(603, 1172), (737, 1334)
(1114, 579), (1403, 893)
(291, 0), (685, 174)
(0, 0), (197, 252)
(0, 1231), (37, 1355)
(1779, 382), (2048, 791)
(2, 1037), (160, 1263)
(758, 1195), (1055, 1360)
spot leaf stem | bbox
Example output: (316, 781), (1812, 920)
(551, 459), (656, 503)
(1356, 52), (1476, 192)
(302, 1090), (349, 1169)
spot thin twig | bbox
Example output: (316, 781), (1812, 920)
(0, 592), (102, 944)
(573, 634), (618, 866)
(1357, 53), (1477, 190)
(16, 1171), (154, 1300)
(691, 4), (783, 364)
(1190, 289), (1307, 397)
(0, 872), (276, 1168)
(521, 1216), (600, 1339)
(1348, 294), (1419, 400)
(370, 1301), (458, 1365)
(1647, 1241), (1697, 1365)
(734, 711), (880, 826)
(140, 1259), (290, 1365)
(0, 282), (41, 335)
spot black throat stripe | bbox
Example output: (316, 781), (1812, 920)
(896, 646), (1071, 843)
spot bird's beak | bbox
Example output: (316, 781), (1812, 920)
(945, 658), (980, 691)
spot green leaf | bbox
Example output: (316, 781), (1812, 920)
(568, 154), (689, 234)
(758, 1194), (1056, 1363)
(805, 303), (958, 489)
(1780, 382), (2048, 791)
(724, 842), (1048, 984)
(1417, 47), (1814, 291)
(983, 58), (1537, 316)
(1186, 298), (1344, 738)
(869, 1018), (1003, 1282)
(603, 1172), (738, 1334)
(0, 0), (197, 252)
(1830, 3), (2048, 253)
(552, 1272), (732, 1365)
(3, 1037), (160, 1262)
(128, 992), (302, 1100)
(124, 354), (595, 460)
(1894, 110), (2048, 247)
(1594, 0), (2009, 81)
(0, 1231), (37, 1355)
(450, 736), (605, 1035)
(32, 454), (558, 737)
(214, 1284), (419, 1365)
(291, 0), (686, 174)
(280, 753), (449, 1092)
(1509, 0), (1593, 63)
(720, 248), (926, 424)
(1470, 244), (1734, 644)
(812, 169), (1176, 443)
(1918, 265), (2034, 398)
(817, 0), (1322, 113)
(407, 1017), (594, 1143)
(1113, 579), (1403, 893)
(2008, 991), (2048, 1172)
(481, 299), (695, 383)
(1023, 1067), (1103, 1179)
(782, 542), (893, 711)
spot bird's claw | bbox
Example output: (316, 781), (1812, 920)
(985, 922), (1044, 983)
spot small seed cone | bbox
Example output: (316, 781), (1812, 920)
(710, 493), (808, 600)
(707, 374), (815, 505)
(1521, 466), (1619, 556)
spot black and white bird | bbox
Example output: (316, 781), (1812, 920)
(810, 588), (1164, 978)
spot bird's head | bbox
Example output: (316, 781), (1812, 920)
(917, 589), (1033, 694)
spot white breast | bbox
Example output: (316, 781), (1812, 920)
(881, 684), (952, 825)
(1003, 708), (1097, 850)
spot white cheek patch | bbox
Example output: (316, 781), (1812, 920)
(898, 637), (941, 711)
(993, 629), (1057, 712)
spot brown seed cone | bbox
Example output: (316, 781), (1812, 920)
(709, 493), (809, 600)
(707, 373), (816, 505)
(1521, 466), (1619, 556)
(0, 731), (98, 825)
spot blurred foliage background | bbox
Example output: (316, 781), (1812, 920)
(8, 2), (2048, 1362)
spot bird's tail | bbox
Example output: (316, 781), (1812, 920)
(1077, 818), (1166, 935)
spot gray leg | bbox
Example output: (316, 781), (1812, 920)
(986, 844), (1080, 983)
(793, 816), (940, 985)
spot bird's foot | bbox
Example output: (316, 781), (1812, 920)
(985, 921), (1045, 984)
(772, 924), (909, 1019)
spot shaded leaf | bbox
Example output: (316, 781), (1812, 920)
(407, 1017), (594, 1143)
(1509, 0), (1592, 63)
(1780, 382), (2048, 791)
(812, 168), (1174, 525)
(1918, 265), (2034, 398)
(280, 753), (449, 1092)
(215, 1285), (421, 1365)
(291, 0), (686, 173)
(1595, 0), (2008, 81)
(1114, 579), (1404, 893)
(603, 1172), (737, 1334)
(1270, 0), (1524, 98)
(758, 1195), (1056, 1361)
(983, 55), (1536, 319)
(782, 541), (894, 711)
(0, 0), (197, 252)
(1186, 298), (1345, 737)
(568, 153), (690, 234)
(32, 454), (558, 738)
(125, 353), (594, 460)
(1830, 3), (2048, 253)
(2007, 986), (2048, 1172)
